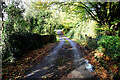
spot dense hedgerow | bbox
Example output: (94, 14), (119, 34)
(6, 33), (56, 58)
(97, 36), (120, 61)
(87, 35), (120, 61)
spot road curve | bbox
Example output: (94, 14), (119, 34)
(23, 34), (95, 79)
(23, 35), (66, 79)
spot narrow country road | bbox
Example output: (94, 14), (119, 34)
(23, 31), (95, 79)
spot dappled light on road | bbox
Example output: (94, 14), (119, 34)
(23, 34), (95, 79)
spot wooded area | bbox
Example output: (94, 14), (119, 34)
(1, 1), (120, 79)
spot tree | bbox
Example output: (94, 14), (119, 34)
(56, 2), (120, 36)
(2, 1), (26, 59)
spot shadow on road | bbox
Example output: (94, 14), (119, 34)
(23, 35), (96, 80)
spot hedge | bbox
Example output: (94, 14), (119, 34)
(97, 35), (120, 61)
(8, 32), (56, 58)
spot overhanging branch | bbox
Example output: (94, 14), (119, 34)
(61, 2), (100, 24)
